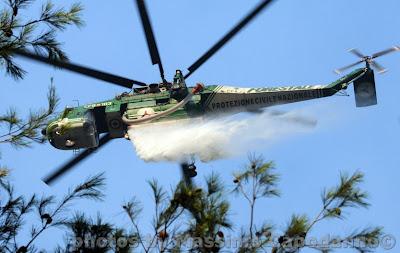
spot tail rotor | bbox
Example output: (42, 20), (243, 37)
(335, 46), (400, 74)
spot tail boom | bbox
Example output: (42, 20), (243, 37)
(200, 68), (369, 113)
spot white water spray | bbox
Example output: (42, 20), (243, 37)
(127, 110), (317, 162)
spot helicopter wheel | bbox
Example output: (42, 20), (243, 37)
(182, 163), (197, 179)
(188, 169), (197, 178)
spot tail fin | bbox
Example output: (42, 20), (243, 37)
(353, 69), (377, 107)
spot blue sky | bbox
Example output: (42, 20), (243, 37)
(1, 0), (400, 251)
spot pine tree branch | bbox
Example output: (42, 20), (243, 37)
(0, 84), (59, 147)
(1, 0), (83, 79)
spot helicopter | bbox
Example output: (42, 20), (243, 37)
(11, 0), (399, 185)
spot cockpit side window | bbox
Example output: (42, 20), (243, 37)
(60, 107), (73, 119)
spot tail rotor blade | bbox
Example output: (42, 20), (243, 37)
(135, 0), (165, 81)
(334, 59), (364, 74)
(370, 60), (387, 73)
(43, 134), (112, 185)
(185, 0), (275, 79)
(372, 46), (400, 59)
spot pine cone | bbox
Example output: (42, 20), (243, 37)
(158, 230), (168, 241)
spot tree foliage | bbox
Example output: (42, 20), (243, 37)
(0, 0), (83, 79)
(0, 157), (385, 252)
(55, 157), (383, 253)
(0, 0), (83, 174)
(0, 82), (59, 148)
(0, 172), (105, 253)
(271, 171), (382, 253)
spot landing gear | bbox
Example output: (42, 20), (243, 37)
(181, 162), (197, 186)
(182, 163), (197, 178)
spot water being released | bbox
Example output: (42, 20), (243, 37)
(128, 110), (317, 162)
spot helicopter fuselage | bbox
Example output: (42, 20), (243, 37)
(45, 68), (371, 150)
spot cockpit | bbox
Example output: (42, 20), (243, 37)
(45, 109), (99, 150)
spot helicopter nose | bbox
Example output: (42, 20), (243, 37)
(41, 128), (47, 136)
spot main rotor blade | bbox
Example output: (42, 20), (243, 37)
(184, 0), (275, 79)
(14, 50), (147, 88)
(372, 46), (400, 59)
(334, 59), (364, 74)
(348, 48), (365, 59)
(43, 134), (112, 185)
(135, 0), (165, 81)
